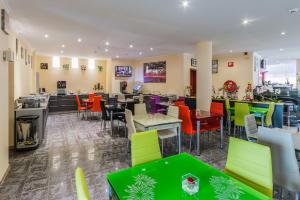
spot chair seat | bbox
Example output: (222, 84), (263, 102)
(158, 129), (177, 139)
(78, 107), (87, 111)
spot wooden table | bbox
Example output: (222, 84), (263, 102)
(191, 110), (224, 155)
(133, 113), (182, 153)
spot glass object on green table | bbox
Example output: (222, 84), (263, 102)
(182, 173), (199, 195)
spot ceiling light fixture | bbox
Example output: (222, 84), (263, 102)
(229, 50), (233, 53)
(105, 48), (109, 52)
(139, 52), (142, 55)
(242, 19), (249, 25)
(279, 48), (284, 51)
(181, 0), (189, 8)
(116, 55), (119, 58)
(61, 44), (65, 48)
(281, 32), (286, 36)
(129, 44), (133, 48)
(150, 47), (154, 51)
(44, 34), (49, 38)
(77, 38), (82, 42)
(60, 50), (64, 54)
(105, 41), (110, 46)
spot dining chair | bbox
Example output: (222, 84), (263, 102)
(256, 102), (275, 127)
(125, 109), (136, 152)
(89, 96), (102, 119)
(100, 100), (110, 130)
(244, 114), (258, 142)
(225, 99), (234, 134)
(108, 97), (118, 107)
(134, 103), (147, 115)
(87, 93), (95, 109)
(175, 100), (185, 107)
(225, 137), (273, 198)
(179, 105), (208, 152)
(157, 106), (179, 155)
(76, 95), (87, 118)
(258, 127), (300, 199)
(131, 129), (162, 167)
(75, 167), (90, 200)
(233, 102), (250, 138)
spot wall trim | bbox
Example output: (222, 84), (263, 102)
(0, 164), (10, 185)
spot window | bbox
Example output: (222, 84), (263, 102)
(88, 58), (95, 69)
(265, 60), (296, 87)
(72, 57), (79, 69)
(53, 56), (60, 68)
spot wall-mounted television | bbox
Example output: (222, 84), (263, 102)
(115, 66), (132, 77)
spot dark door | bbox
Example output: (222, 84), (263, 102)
(190, 69), (196, 96)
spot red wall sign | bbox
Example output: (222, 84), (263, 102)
(228, 62), (234, 67)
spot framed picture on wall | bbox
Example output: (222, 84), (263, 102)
(40, 63), (48, 70)
(143, 61), (166, 83)
(212, 60), (218, 73)
(191, 58), (197, 67)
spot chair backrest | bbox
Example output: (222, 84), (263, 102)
(178, 105), (194, 135)
(75, 167), (90, 200)
(134, 103), (147, 115)
(245, 114), (258, 141)
(175, 101), (185, 107)
(108, 97), (117, 106)
(76, 95), (82, 110)
(149, 97), (157, 113)
(131, 129), (161, 167)
(225, 137), (273, 197)
(258, 127), (300, 192)
(88, 93), (95, 101)
(153, 95), (160, 103)
(100, 100), (109, 120)
(125, 109), (136, 140)
(167, 106), (179, 118)
(210, 102), (224, 116)
(234, 102), (250, 126)
(265, 102), (275, 127)
(225, 99), (231, 110)
(91, 96), (102, 112)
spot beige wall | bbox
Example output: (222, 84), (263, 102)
(35, 55), (107, 94)
(212, 53), (254, 99)
(0, 0), (9, 181)
(134, 54), (186, 96)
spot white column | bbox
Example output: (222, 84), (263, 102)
(196, 41), (212, 111)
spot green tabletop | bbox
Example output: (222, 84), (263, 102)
(229, 107), (268, 115)
(107, 153), (270, 200)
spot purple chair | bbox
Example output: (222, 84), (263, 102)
(150, 96), (166, 114)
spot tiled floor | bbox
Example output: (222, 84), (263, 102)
(0, 113), (294, 199)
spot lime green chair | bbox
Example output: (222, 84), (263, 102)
(225, 137), (273, 198)
(75, 167), (90, 200)
(225, 99), (234, 134)
(234, 102), (250, 137)
(257, 102), (275, 127)
(131, 129), (162, 167)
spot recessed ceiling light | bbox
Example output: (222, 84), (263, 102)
(61, 44), (65, 48)
(44, 34), (49, 38)
(116, 55), (119, 58)
(150, 47), (154, 51)
(105, 48), (109, 52)
(77, 38), (82, 42)
(289, 8), (299, 14)
(60, 50), (64, 54)
(280, 48), (284, 51)
(129, 44), (133, 48)
(139, 52), (143, 55)
(181, 0), (189, 8)
(242, 19), (249, 25)
(281, 32), (286, 36)
(229, 50), (233, 53)
(105, 41), (110, 46)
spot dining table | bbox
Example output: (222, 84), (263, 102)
(191, 110), (224, 155)
(133, 113), (182, 153)
(229, 107), (269, 126)
(107, 153), (271, 200)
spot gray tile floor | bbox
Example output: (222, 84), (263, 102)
(0, 113), (294, 199)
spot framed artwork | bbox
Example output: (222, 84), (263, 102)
(191, 58), (197, 67)
(228, 61), (234, 67)
(81, 65), (87, 71)
(1, 9), (9, 35)
(212, 60), (218, 74)
(63, 64), (70, 70)
(40, 63), (48, 70)
(143, 61), (166, 83)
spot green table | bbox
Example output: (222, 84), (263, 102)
(107, 153), (271, 200)
(229, 107), (268, 126)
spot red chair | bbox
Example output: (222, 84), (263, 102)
(175, 101), (185, 107)
(205, 102), (224, 132)
(178, 105), (207, 152)
(89, 96), (102, 119)
(76, 95), (87, 118)
(87, 93), (95, 109)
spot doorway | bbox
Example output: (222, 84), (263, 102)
(190, 69), (196, 97)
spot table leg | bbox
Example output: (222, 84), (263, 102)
(288, 107), (291, 127)
(261, 115), (264, 127)
(227, 110), (231, 135)
(197, 120), (200, 155)
(110, 110), (113, 136)
(178, 123), (181, 154)
(220, 117), (224, 149)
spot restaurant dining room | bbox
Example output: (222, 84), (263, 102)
(1, 0), (300, 199)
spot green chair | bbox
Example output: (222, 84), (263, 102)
(131, 129), (162, 167)
(234, 102), (250, 137)
(225, 137), (273, 198)
(225, 99), (234, 134)
(257, 102), (275, 127)
(75, 167), (90, 200)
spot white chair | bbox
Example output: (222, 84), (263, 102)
(244, 114), (258, 142)
(134, 103), (147, 115)
(125, 109), (137, 152)
(258, 127), (300, 199)
(158, 106), (179, 156)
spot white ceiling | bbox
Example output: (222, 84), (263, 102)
(4, 0), (300, 59)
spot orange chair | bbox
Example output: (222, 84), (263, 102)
(89, 96), (102, 119)
(87, 93), (96, 109)
(205, 102), (224, 132)
(178, 105), (208, 152)
(76, 95), (87, 118)
(175, 101), (185, 107)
